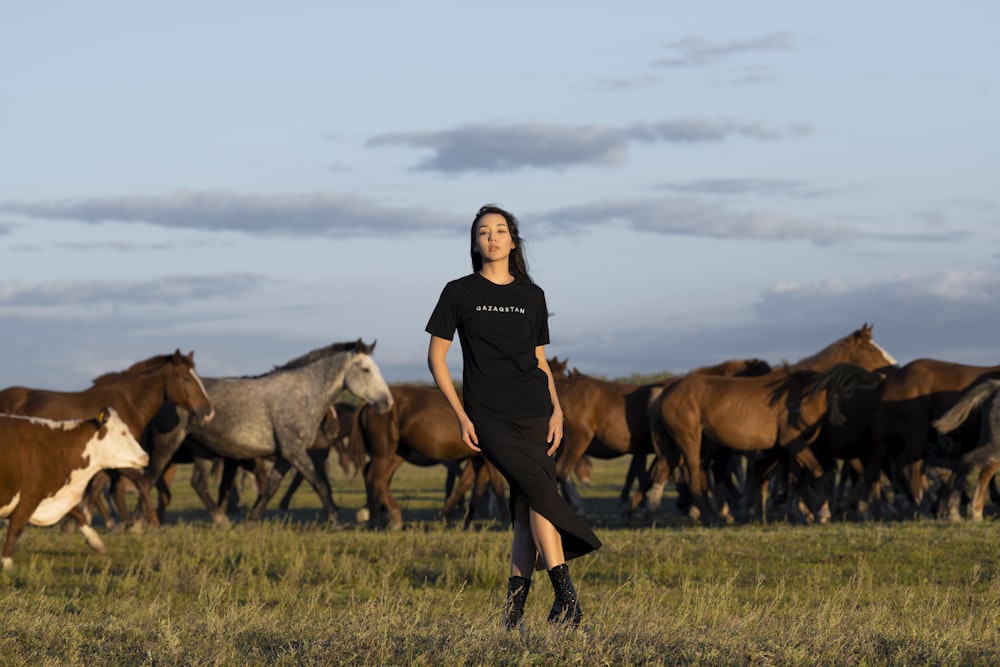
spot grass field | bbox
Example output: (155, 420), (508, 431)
(2, 457), (999, 666)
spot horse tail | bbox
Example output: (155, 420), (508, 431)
(346, 402), (370, 476)
(934, 378), (1000, 434)
(647, 383), (681, 468)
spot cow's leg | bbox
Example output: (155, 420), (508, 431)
(2, 508), (33, 571)
(68, 505), (107, 554)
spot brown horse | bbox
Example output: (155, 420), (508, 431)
(350, 384), (508, 530)
(858, 358), (1000, 518)
(649, 324), (896, 524)
(932, 378), (1000, 520)
(0, 351), (215, 534)
(555, 357), (773, 518)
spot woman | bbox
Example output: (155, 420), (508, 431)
(425, 204), (602, 630)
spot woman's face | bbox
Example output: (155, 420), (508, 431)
(475, 212), (515, 263)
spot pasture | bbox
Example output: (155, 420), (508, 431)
(2, 457), (999, 666)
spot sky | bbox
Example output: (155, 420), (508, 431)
(1, 2), (999, 390)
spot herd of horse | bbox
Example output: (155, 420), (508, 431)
(4, 324), (1000, 568)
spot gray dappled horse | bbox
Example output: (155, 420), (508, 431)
(145, 340), (393, 527)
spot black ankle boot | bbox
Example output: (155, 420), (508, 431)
(503, 575), (531, 630)
(546, 563), (582, 627)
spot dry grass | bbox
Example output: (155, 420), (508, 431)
(2, 459), (999, 665)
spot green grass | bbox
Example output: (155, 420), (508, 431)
(3, 459), (999, 666)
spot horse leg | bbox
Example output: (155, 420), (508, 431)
(463, 459), (490, 529)
(216, 457), (249, 515)
(117, 468), (160, 531)
(442, 460), (464, 510)
(709, 450), (737, 525)
(155, 463), (177, 525)
(277, 449), (324, 512)
(442, 459), (476, 522)
(488, 462), (511, 527)
(279, 471), (306, 511)
(619, 453), (648, 516)
(554, 426), (589, 516)
(246, 458), (292, 521)
(189, 452), (230, 527)
(962, 441), (1000, 521)
(364, 454), (406, 529)
(790, 448), (827, 524)
(575, 456), (593, 487)
(634, 456), (671, 519)
(272, 446), (341, 526)
(85, 471), (117, 531)
(560, 477), (587, 518)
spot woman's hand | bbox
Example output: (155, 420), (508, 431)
(459, 415), (481, 453)
(546, 412), (563, 456)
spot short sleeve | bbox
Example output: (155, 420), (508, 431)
(425, 283), (457, 340)
(535, 288), (550, 346)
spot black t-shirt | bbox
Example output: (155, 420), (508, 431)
(425, 273), (552, 423)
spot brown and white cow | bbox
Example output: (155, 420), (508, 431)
(0, 407), (149, 571)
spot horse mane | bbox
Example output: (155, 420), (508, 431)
(241, 339), (374, 378)
(690, 358), (773, 377)
(772, 362), (884, 425)
(91, 351), (187, 385)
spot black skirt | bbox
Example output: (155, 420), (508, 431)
(476, 417), (602, 561)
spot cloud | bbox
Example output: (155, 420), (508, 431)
(0, 273), (267, 308)
(368, 120), (810, 173)
(538, 197), (862, 244)
(657, 178), (839, 199)
(655, 32), (794, 68)
(754, 270), (1000, 326)
(3, 190), (960, 247)
(0, 191), (465, 237)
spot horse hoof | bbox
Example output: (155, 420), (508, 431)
(355, 507), (370, 524)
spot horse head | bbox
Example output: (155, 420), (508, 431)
(344, 344), (393, 414)
(845, 323), (897, 371)
(547, 356), (569, 377)
(163, 349), (215, 423)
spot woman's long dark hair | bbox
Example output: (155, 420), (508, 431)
(469, 204), (533, 284)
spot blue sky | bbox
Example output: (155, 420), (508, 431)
(2, 3), (998, 389)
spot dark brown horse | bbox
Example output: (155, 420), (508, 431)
(858, 358), (1000, 518)
(0, 351), (215, 533)
(649, 324), (896, 524)
(350, 384), (508, 530)
(932, 378), (1000, 520)
(555, 357), (773, 518)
